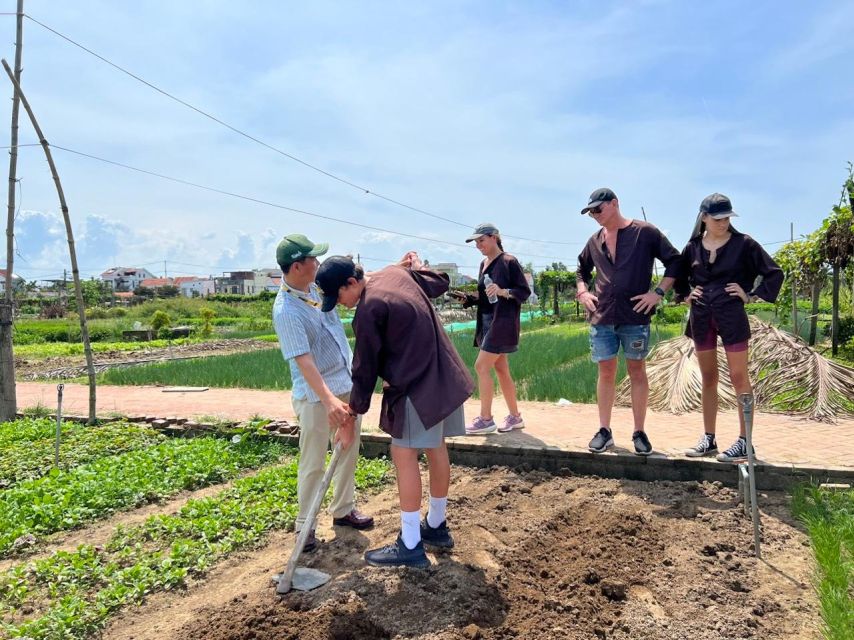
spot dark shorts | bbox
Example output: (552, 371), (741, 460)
(480, 313), (517, 354)
(693, 315), (748, 353)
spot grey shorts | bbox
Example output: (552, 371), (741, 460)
(391, 397), (466, 449)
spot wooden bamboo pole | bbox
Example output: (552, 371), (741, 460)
(1, 57), (97, 423)
(0, 0), (24, 422)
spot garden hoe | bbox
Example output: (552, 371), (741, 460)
(738, 392), (762, 559)
(275, 442), (342, 595)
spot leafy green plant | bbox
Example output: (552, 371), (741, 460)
(0, 420), (164, 488)
(20, 404), (53, 419)
(0, 456), (389, 638)
(0, 437), (288, 557)
(199, 306), (215, 338)
(150, 310), (171, 332)
(791, 485), (854, 640)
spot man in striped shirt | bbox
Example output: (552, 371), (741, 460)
(272, 234), (374, 553)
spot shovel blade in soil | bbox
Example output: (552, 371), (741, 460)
(272, 567), (331, 594)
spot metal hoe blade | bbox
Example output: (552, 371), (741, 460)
(276, 443), (342, 595)
(272, 567), (331, 592)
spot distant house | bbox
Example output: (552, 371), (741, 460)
(113, 291), (135, 305)
(173, 276), (215, 298)
(140, 277), (173, 290)
(265, 276), (282, 292)
(101, 267), (156, 292)
(457, 274), (476, 285)
(214, 271), (256, 295)
(433, 262), (463, 286)
(0, 269), (23, 294)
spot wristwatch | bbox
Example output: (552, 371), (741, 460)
(654, 287), (666, 297)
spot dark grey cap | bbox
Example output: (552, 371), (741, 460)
(465, 222), (499, 242)
(699, 193), (738, 219)
(581, 187), (617, 214)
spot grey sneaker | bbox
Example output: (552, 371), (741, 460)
(466, 415), (497, 435)
(716, 437), (753, 463)
(685, 433), (718, 457)
(497, 414), (525, 433)
(632, 430), (653, 456)
(588, 427), (614, 453)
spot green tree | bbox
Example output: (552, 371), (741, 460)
(151, 310), (171, 332)
(537, 269), (576, 317)
(158, 285), (180, 298)
(775, 232), (828, 345)
(818, 165), (854, 355)
(67, 279), (110, 311)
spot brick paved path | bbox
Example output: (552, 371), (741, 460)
(17, 382), (853, 472)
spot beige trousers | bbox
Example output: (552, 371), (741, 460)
(292, 392), (362, 532)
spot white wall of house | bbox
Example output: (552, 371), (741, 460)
(179, 279), (215, 297)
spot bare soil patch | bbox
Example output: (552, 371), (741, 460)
(104, 466), (819, 640)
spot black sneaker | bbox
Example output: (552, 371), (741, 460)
(588, 427), (614, 453)
(420, 518), (454, 549)
(632, 430), (653, 456)
(716, 437), (753, 463)
(364, 534), (430, 568)
(685, 433), (717, 458)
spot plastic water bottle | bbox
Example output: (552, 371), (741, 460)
(483, 274), (498, 304)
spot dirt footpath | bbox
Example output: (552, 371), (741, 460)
(104, 466), (818, 640)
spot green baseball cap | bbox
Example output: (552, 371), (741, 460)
(275, 234), (329, 268)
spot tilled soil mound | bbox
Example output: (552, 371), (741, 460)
(114, 467), (817, 640)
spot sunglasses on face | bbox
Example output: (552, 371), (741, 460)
(588, 205), (603, 216)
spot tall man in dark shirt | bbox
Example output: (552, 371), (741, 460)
(316, 253), (474, 568)
(576, 188), (682, 455)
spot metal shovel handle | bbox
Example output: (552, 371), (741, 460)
(738, 392), (762, 559)
(277, 442), (343, 594)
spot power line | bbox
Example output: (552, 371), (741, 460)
(48, 144), (570, 262)
(23, 13), (582, 247)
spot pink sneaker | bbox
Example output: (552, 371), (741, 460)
(498, 414), (525, 433)
(466, 415), (497, 435)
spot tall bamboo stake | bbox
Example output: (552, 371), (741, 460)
(0, 0), (24, 422)
(1, 58), (97, 423)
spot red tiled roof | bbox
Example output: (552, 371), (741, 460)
(114, 291), (134, 298)
(172, 276), (199, 285)
(140, 278), (173, 288)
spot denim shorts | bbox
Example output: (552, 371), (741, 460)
(589, 324), (650, 362)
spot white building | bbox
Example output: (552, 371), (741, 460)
(0, 269), (23, 294)
(173, 276), (215, 298)
(100, 267), (156, 292)
(433, 262), (463, 286)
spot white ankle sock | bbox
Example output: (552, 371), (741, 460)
(427, 495), (447, 528)
(400, 510), (421, 549)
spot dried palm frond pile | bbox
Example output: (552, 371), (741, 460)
(616, 317), (854, 422)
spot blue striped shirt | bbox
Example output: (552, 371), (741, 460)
(272, 283), (352, 403)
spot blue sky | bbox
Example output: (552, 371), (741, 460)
(3, 0), (853, 281)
